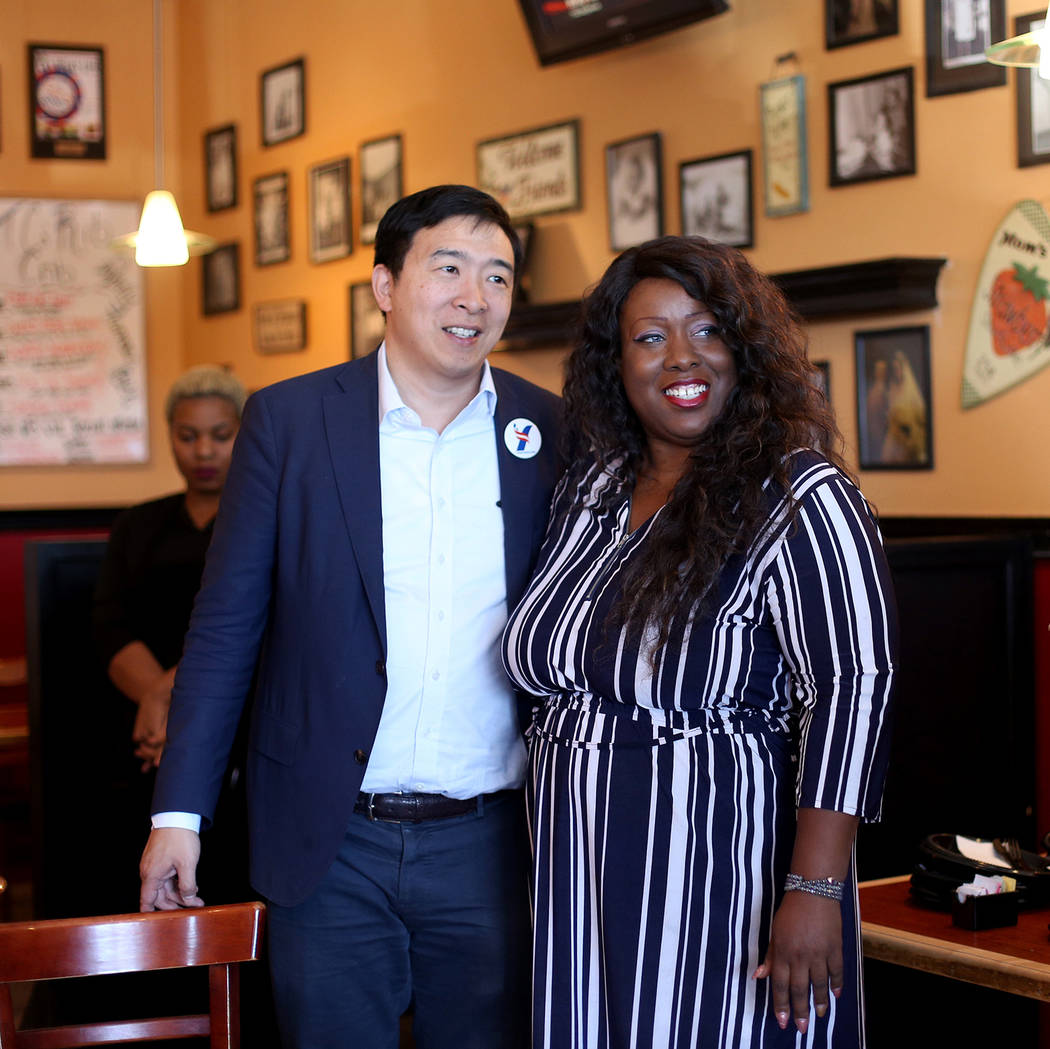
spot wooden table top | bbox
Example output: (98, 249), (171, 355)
(859, 875), (1050, 1001)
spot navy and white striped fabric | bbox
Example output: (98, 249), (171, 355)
(502, 450), (898, 1049)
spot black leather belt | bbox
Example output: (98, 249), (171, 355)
(354, 791), (489, 823)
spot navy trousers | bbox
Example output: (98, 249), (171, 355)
(267, 791), (531, 1049)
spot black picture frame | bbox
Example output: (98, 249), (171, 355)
(813, 359), (831, 403)
(605, 132), (663, 252)
(204, 123), (238, 212)
(28, 43), (106, 159)
(925, 0), (1006, 96)
(855, 325), (933, 470)
(828, 66), (916, 187)
(349, 281), (386, 360)
(1015, 11), (1050, 167)
(826, 0), (899, 49)
(679, 148), (753, 249)
(308, 156), (351, 264)
(254, 171), (290, 266)
(360, 134), (403, 245)
(260, 57), (305, 147)
(201, 243), (241, 317)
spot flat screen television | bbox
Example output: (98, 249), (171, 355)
(516, 0), (730, 66)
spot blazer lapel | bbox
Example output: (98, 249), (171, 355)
(323, 353), (387, 647)
(492, 373), (541, 609)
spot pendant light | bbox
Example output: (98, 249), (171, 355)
(985, 1), (1050, 80)
(112, 0), (215, 265)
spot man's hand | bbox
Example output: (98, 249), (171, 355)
(139, 827), (204, 911)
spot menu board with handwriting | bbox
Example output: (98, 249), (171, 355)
(0, 198), (147, 465)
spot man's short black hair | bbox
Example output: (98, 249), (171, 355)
(373, 184), (522, 282)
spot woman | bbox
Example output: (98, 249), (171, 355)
(503, 237), (898, 1048)
(94, 364), (246, 774)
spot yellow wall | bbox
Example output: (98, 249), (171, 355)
(4, 1), (1050, 514)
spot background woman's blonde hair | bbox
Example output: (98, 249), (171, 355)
(164, 365), (247, 424)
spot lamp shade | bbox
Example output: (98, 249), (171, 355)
(134, 190), (190, 266)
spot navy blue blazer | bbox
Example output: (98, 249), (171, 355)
(153, 352), (562, 906)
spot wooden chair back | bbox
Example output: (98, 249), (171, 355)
(0, 902), (265, 1049)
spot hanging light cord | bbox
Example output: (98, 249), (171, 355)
(153, 0), (164, 190)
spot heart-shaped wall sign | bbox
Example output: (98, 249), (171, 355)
(963, 199), (1050, 408)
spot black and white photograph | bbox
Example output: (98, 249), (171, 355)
(826, 0), (899, 48)
(204, 123), (238, 212)
(349, 281), (386, 360)
(254, 171), (290, 266)
(813, 360), (831, 403)
(308, 157), (351, 263)
(925, 0), (1005, 96)
(1015, 11), (1050, 166)
(254, 299), (307, 354)
(260, 57), (305, 147)
(855, 325), (933, 470)
(828, 67), (916, 186)
(201, 242), (240, 316)
(679, 149), (753, 249)
(605, 132), (663, 252)
(360, 134), (403, 245)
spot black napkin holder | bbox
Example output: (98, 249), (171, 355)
(951, 891), (1018, 930)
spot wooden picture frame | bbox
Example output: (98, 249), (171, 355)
(679, 149), (753, 249)
(476, 119), (581, 220)
(828, 67), (916, 186)
(349, 281), (385, 360)
(28, 44), (106, 159)
(308, 156), (351, 263)
(826, 0), (899, 49)
(605, 132), (663, 252)
(360, 134), (403, 245)
(925, 0), (1006, 96)
(253, 299), (307, 354)
(204, 123), (238, 212)
(254, 171), (290, 266)
(260, 57), (305, 147)
(202, 243), (241, 316)
(855, 325), (933, 470)
(1015, 11), (1050, 167)
(760, 74), (809, 217)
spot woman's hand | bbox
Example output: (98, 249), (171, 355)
(131, 666), (177, 771)
(753, 890), (843, 1034)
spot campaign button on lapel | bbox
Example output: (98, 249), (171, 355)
(503, 418), (542, 459)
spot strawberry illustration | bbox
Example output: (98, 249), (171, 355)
(990, 261), (1050, 356)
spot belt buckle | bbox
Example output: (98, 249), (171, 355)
(364, 792), (378, 822)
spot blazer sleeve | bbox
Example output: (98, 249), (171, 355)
(152, 391), (280, 823)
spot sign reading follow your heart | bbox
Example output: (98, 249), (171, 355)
(963, 199), (1050, 409)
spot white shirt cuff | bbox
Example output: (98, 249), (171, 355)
(151, 811), (202, 834)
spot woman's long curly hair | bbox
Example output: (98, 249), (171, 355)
(562, 235), (849, 646)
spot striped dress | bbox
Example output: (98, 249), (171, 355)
(502, 450), (897, 1049)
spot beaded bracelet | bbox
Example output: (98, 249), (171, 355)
(783, 873), (845, 901)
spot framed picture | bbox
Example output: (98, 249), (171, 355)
(349, 281), (386, 360)
(760, 75), (809, 217)
(308, 157), (351, 263)
(360, 134), (403, 245)
(925, 0), (1006, 96)
(476, 119), (581, 220)
(254, 299), (307, 354)
(605, 132), (663, 252)
(826, 0), (899, 48)
(855, 325), (933, 470)
(260, 57), (305, 147)
(28, 44), (106, 159)
(254, 171), (290, 266)
(1015, 11), (1050, 167)
(202, 243), (241, 316)
(828, 67), (916, 187)
(679, 149), (753, 249)
(204, 124), (238, 212)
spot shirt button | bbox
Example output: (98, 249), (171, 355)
(431, 670), (440, 680)
(353, 749), (367, 765)
(375, 660), (385, 675)
(437, 554), (446, 565)
(437, 610), (445, 621)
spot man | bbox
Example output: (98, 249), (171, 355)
(139, 185), (562, 1049)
